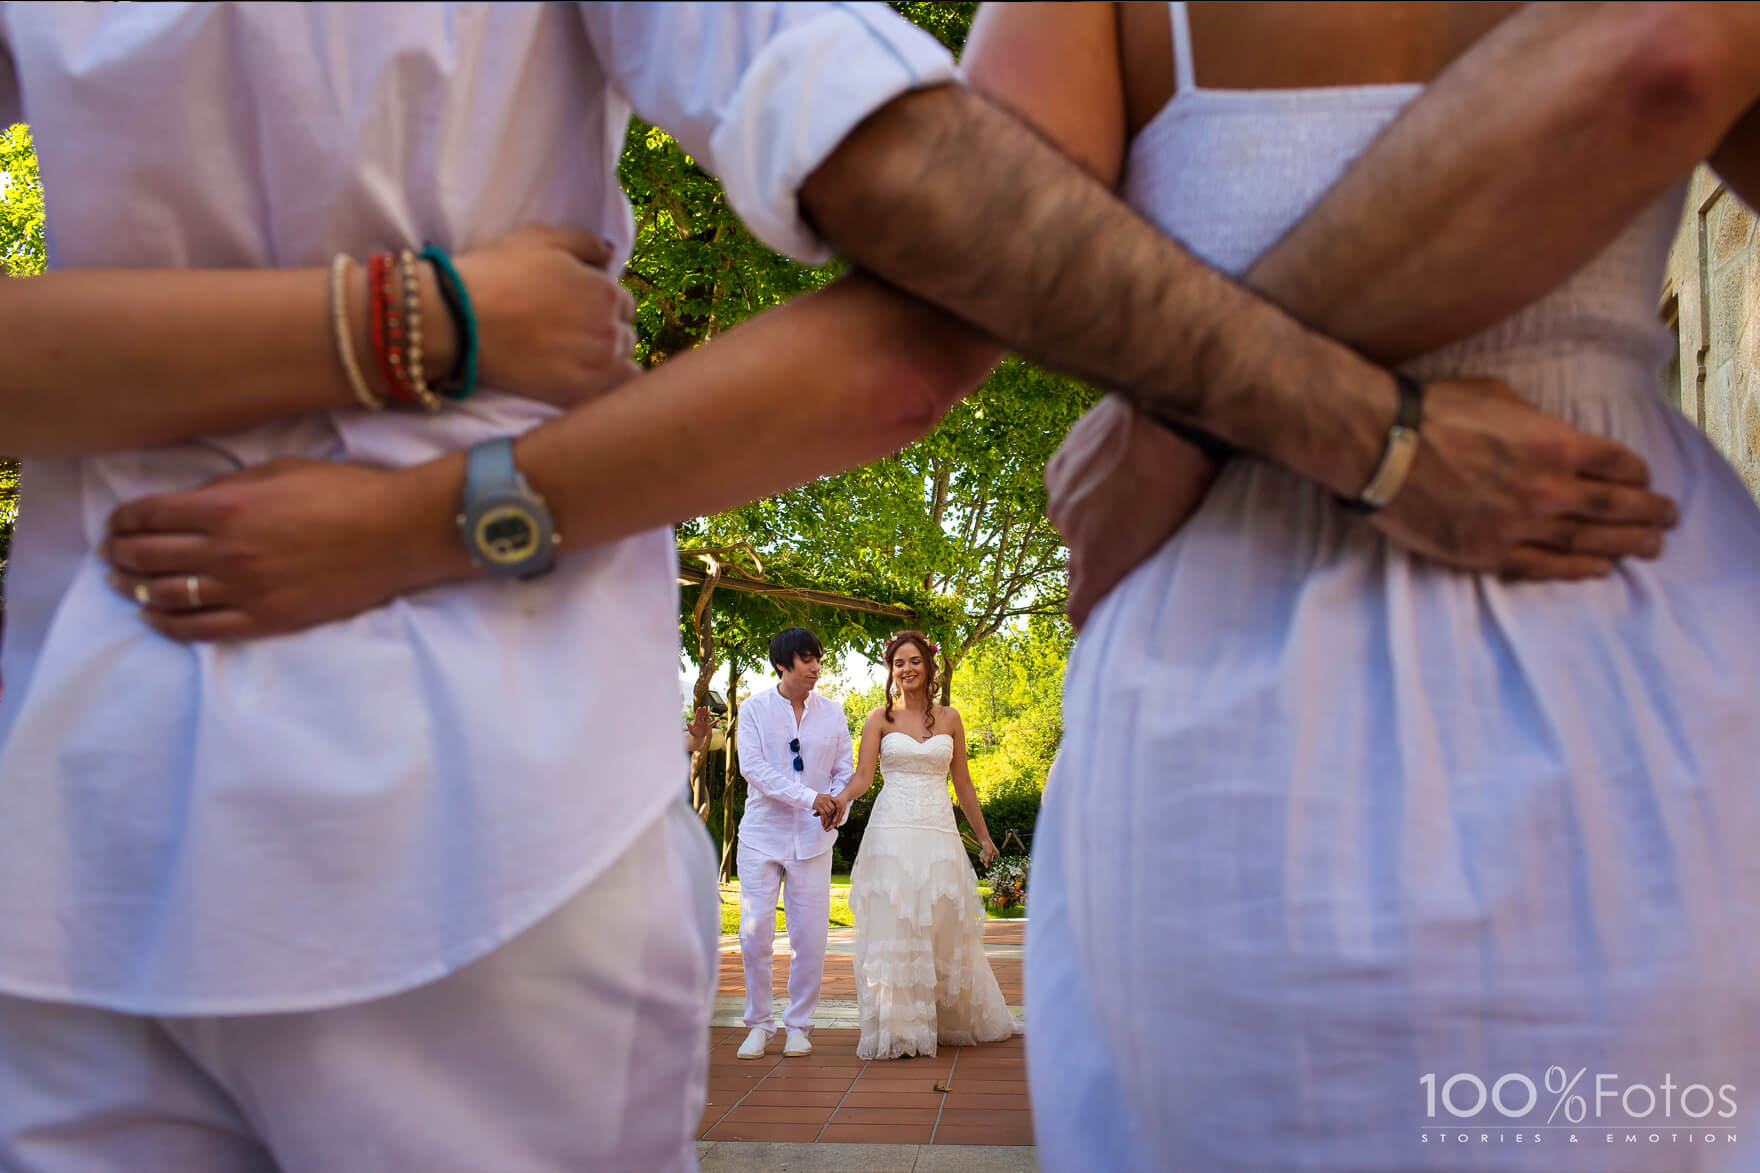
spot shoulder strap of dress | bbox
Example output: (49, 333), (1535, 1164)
(1170, 2), (1197, 94)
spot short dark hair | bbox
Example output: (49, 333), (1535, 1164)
(769, 627), (823, 674)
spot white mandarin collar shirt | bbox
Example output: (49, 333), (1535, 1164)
(0, 2), (951, 1014)
(736, 686), (855, 861)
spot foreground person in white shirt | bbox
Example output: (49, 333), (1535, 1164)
(0, 6), (961, 1172)
(733, 628), (854, 1061)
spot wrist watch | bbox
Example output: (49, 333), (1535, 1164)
(457, 437), (558, 578)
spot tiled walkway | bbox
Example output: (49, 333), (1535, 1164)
(701, 920), (1031, 1149)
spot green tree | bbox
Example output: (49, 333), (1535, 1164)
(950, 615), (1071, 850)
(616, 2), (976, 366)
(0, 123), (45, 277)
(0, 123), (43, 584)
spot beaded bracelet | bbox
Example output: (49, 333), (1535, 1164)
(328, 254), (384, 411)
(397, 249), (443, 412)
(421, 243), (478, 400)
(367, 252), (407, 404)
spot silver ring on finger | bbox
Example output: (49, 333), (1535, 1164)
(185, 574), (202, 610)
(133, 582), (151, 607)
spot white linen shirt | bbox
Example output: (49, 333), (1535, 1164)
(736, 686), (855, 861)
(0, 2), (952, 1014)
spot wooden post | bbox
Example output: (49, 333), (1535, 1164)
(720, 657), (742, 883)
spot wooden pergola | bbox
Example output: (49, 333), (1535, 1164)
(677, 562), (915, 621)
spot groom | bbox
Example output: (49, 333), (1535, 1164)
(734, 627), (854, 1060)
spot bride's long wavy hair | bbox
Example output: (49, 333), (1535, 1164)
(882, 630), (940, 736)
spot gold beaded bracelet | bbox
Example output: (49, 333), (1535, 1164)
(398, 249), (444, 413)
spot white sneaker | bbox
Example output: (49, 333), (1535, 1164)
(783, 1028), (813, 1057)
(736, 1028), (772, 1060)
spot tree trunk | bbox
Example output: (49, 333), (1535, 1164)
(720, 657), (743, 883)
(688, 559), (722, 822)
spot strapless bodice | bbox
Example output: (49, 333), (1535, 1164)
(868, 732), (958, 834)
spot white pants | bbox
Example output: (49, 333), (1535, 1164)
(736, 844), (832, 1033)
(0, 799), (720, 1173)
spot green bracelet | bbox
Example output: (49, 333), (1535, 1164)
(421, 243), (479, 400)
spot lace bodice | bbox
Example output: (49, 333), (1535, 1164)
(868, 733), (958, 834)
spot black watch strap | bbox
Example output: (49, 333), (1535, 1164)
(1151, 414), (1238, 463)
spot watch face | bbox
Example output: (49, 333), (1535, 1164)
(474, 504), (542, 566)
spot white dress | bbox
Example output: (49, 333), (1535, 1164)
(849, 732), (1018, 1059)
(1028, 5), (1760, 1171)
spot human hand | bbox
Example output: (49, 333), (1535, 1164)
(978, 838), (999, 868)
(102, 457), (466, 641)
(1371, 377), (1678, 579)
(686, 706), (712, 754)
(812, 793), (839, 828)
(1045, 395), (1218, 631)
(455, 224), (641, 409)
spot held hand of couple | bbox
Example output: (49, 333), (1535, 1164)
(814, 793), (845, 832)
(456, 224), (642, 409)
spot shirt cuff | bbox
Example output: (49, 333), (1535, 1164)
(706, 5), (955, 264)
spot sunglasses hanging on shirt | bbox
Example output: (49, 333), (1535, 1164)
(790, 737), (804, 772)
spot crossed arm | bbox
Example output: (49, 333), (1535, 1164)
(105, 4), (1760, 637)
(961, 2), (1760, 618)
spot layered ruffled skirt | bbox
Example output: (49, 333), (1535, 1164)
(850, 822), (1018, 1059)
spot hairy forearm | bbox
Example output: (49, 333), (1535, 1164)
(801, 84), (1394, 500)
(0, 265), (454, 459)
(1252, 3), (1760, 362)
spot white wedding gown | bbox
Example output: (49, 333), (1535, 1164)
(848, 732), (1018, 1059)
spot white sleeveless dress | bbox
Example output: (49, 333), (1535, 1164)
(849, 732), (1019, 1059)
(1028, 6), (1760, 1171)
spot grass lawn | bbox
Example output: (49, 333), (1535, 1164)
(718, 871), (1021, 935)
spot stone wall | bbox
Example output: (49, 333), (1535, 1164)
(1661, 169), (1760, 496)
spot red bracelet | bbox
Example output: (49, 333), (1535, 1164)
(368, 252), (412, 404)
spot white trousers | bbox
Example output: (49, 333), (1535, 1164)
(736, 844), (832, 1033)
(0, 799), (720, 1173)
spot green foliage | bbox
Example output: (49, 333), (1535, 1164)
(618, 118), (836, 365)
(1, 123), (45, 277)
(955, 616), (1072, 849)
(630, 4), (1084, 695)
(0, 124), (41, 587)
(711, 360), (1094, 679)
(888, 2), (977, 52)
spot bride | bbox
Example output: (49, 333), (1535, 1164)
(835, 630), (1019, 1060)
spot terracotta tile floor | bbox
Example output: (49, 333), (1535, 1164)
(702, 920), (1031, 1146)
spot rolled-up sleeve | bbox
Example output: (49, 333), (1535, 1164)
(579, 2), (955, 264)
